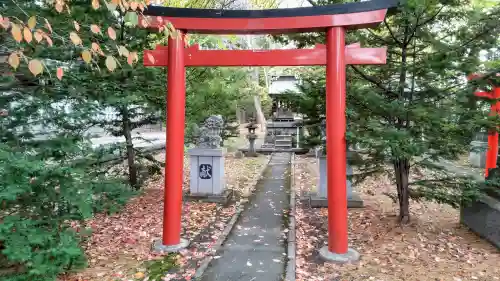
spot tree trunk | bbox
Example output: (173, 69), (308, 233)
(122, 107), (139, 189)
(392, 18), (412, 224)
(393, 158), (410, 224)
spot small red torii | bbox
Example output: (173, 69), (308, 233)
(140, 0), (399, 263)
(469, 73), (500, 178)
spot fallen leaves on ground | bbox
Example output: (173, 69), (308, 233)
(294, 155), (500, 281)
(62, 153), (268, 281)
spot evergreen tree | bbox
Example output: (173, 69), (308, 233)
(1, 1), (136, 280)
(1, 0), (267, 279)
(279, 0), (500, 223)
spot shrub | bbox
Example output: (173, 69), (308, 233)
(0, 144), (134, 281)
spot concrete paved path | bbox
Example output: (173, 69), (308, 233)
(89, 131), (166, 148)
(200, 153), (291, 281)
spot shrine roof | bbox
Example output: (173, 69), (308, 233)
(144, 0), (399, 18)
(140, 0), (400, 34)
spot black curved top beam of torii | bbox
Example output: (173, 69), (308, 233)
(139, 0), (400, 34)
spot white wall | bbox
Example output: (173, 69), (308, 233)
(269, 76), (299, 95)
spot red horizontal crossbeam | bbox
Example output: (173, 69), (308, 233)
(474, 91), (494, 99)
(144, 43), (386, 67)
(468, 73), (500, 81)
(138, 9), (388, 34)
(468, 73), (499, 99)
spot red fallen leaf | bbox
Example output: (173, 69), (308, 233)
(123, 237), (136, 244)
(63, 146), (269, 280)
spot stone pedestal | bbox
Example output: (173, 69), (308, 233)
(469, 140), (487, 168)
(309, 155), (364, 208)
(187, 148), (232, 204)
(461, 195), (500, 249)
(245, 134), (258, 157)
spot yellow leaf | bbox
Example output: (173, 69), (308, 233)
(11, 24), (22, 43)
(28, 16), (37, 29)
(121, 0), (129, 10)
(130, 1), (138, 11)
(0, 16), (10, 29)
(44, 35), (53, 46)
(131, 51), (139, 63)
(127, 53), (134, 65)
(90, 24), (101, 34)
(69, 32), (82, 45)
(118, 45), (129, 57)
(147, 53), (155, 64)
(112, 0), (120, 5)
(92, 0), (100, 10)
(81, 50), (92, 63)
(34, 30), (44, 42)
(139, 3), (145, 12)
(134, 272), (145, 279)
(105, 56), (117, 71)
(8, 52), (20, 69)
(91, 42), (100, 52)
(44, 19), (53, 33)
(56, 67), (64, 80)
(107, 27), (116, 40)
(28, 59), (43, 76)
(55, 3), (64, 13)
(23, 27), (33, 43)
(91, 42), (105, 56)
(73, 21), (80, 31)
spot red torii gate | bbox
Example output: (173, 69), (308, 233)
(140, 0), (399, 262)
(469, 73), (500, 178)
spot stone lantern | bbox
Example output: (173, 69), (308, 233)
(245, 120), (259, 157)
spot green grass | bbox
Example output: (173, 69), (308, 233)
(142, 253), (179, 281)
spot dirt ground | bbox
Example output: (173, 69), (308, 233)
(294, 155), (500, 281)
(62, 153), (268, 281)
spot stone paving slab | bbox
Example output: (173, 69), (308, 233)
(200, 153), (291, 281)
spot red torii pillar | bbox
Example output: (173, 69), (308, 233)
(140, 0), (398, 262)
(469, 73), (500, 178)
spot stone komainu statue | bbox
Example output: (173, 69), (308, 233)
(197, 115), (224, 149)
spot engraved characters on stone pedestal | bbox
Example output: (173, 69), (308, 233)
(199, 164), (212, 179)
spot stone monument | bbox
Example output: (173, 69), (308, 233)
(461, 167), (500, 249)
(469, 131), (488, 168)
(309, 120), (363, 208)
(188, 115), (232, 203)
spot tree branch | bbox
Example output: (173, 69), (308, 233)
(365, 29), (393, 45)
(405, 6), (444, 47)
(384, 18), (403, 46)
(349, 65), (397, 97)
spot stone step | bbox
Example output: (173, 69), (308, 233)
(275, 144), (292, 148)
(261, 144), (275, 148)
